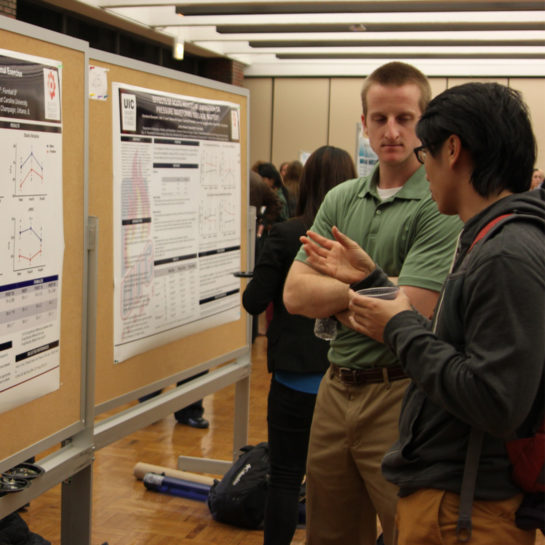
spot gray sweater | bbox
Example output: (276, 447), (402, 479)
(382, 189), (545, 500)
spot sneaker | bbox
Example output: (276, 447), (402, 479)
(177, 415), (209, 429)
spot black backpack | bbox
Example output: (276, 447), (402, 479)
(207, 442), (270, 529)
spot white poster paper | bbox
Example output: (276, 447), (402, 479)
(89, 64), (109, 101)
(356, 121), (378, 177)
(0, 50), (64, 414)
(112, 83), (241, 363)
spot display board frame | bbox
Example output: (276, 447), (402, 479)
(0, 15), (94, 545)
(88, 49), (253, 474)
(88, 49), (251, 414)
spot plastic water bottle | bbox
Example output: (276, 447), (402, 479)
(314, 317), (337, 341)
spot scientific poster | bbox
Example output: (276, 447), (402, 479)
(356, 122), (378, 177)
(0, 50), (64, 414)
(112, 83), (241, 363)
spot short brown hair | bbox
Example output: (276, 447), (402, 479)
(361, 61), (431, 116)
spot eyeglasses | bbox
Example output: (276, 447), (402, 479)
(414, 141), (445, 164)
(413, 145), (430, 164)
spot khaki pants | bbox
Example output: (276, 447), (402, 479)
(306, 366), (409, 545)
(396, 489), (536, 545)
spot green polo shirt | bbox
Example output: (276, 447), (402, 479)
(295, 165), (462, 369)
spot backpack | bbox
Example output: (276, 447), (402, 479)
(207, 442), (270, 529)
(505, 418), (545, 532)
(506, 418), (545, 495)
(457, 213), (545, 541)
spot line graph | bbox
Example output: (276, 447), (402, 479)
(200, 146), (238, 190)
(9, 141), (52, 197)
(1, 127), (61, 202)
(18, 147), (44, 191)
(12, 216), (44, 271)
(199, 197), (237, 240)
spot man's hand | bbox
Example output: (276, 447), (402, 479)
(347, 288), (412, 342)
(301, 226), (376, 285)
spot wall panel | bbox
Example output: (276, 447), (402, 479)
(510, 79), (545, 170)
(272, 78), (329, 167)
(448, 77), (509, 87)
(245, 75), (544, 178)
(329, 78), (365, 161)
(243, 78), (273, 168)
(429, 77), (448, 98)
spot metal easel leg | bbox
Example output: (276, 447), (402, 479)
(61, 463), (93, 545)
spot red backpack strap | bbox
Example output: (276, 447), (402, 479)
(469, 214), (513, 252)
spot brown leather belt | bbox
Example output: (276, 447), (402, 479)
(330, 364), (407, 386)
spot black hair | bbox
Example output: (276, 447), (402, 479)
(257, 162), (282, 188)
(416, 82), (536, 196)
(296, 146), (357, 228)
(257, 162), (290, 208)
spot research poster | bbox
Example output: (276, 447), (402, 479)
(112, 83), (242, 362)
(0, 50), (64, 414)
(356, 122), (378, 177)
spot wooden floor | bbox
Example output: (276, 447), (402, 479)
(19, 335), (303, 545)
(18, 335), (545, 545)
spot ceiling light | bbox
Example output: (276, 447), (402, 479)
(173, 29), (184, 59)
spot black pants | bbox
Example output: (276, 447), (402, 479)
(174, 370), (207, 420)
(264, 377), (317, 545)
(138, 371), (207, 419)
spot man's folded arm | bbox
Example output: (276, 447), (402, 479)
(283, 260), (349, 318)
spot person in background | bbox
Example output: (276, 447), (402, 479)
(249, 169), (282, 237)
(252, 159), (267, 174)
(531, 167), (545, 189)
(279, 161), (290, 180)
(173, 371), (209, 428)
(343, 82), (544, 545)
(138, 373), (209, 428)
(283, 160), (304, 217)
(283, 62), (462, 545)
(248, 170), (282, 340)
(257, 162), (290, 222)
(243, 146), (357, 545)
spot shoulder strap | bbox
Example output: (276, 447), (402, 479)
(457, 428), (484, 542)
(457, 212), (545, 541)
(468, 213), (513, 252)
(470, 212), (545, 252)
(459, 213), (545, 274)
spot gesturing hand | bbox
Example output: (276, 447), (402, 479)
(300, 226), (376, 285)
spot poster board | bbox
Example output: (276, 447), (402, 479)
(88, 50), (249, 409)
(0, 17), (87, 464)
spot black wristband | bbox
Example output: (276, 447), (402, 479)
(349, 267), (394, 292)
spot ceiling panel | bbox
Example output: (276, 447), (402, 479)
(59, 1), (545, 76)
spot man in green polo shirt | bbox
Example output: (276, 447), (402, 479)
(283, 62), (461, 545)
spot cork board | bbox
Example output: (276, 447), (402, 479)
(88, 52), (248, 408)
(0, 25), (86, 461)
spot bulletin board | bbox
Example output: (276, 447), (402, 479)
(88, 50), (249, 409)
(0, 18), (87, 463)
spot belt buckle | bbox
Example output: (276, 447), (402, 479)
(338, 367), (357, 385)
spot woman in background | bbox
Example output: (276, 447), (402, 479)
(243, 146), (357, 545)
(283, 160), (304, 217)
(279, 161), (290, 180)
(257, 162), (291, 221)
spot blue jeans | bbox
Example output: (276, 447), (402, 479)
(264, 377), (317, 545)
